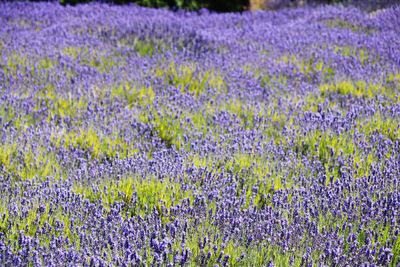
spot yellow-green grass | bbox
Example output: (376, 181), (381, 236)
(0, 201), (81, 252)
(0, 142), (62, 180)
(319, 80), (398, 100)
(324, 19), (375, 35)
(111, 82), (155, 108)
(73, 176), (193, 218)
(62, 46), (123, 73)
(51, 128), (138, 159)
(155, 62), (226, 97)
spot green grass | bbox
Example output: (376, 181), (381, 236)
(0, 142), (61, 180)
(0, 142), (18, 170)
(357, 112), (400, 142)
(324, 19), (375, 35)
(134, 39), (157, 56)
(34, 83), (88, 119)
(295, 129), (354, 159)
(73, 176), (193, 217)
(0, 103), (16, 125)
(293, 129), (354, 182)
(62, 46), (122, 73)
(304, 78), (399, 113)
(320, 80), (398, 100)
(391, 235), (400, 267)
(51, 128), (138, 159)
(302, 93), (328, 112)
(274, 54), (335, 82)
(140, 107), (207, 150)
(181, 213), (321, 266)
(1, 52), (58, 81)
(37, 57), (56, 70)
(1, 200), (81, 252)
(3, 52), (28, 77)
(151, 112), (184, 149)
(188, 151), (297, 209)
(156, 62), (226, 97)
(333, 45), (372, 65)
(62, 46), (85, 60)
(219, 99), (259, 129)
(0, 84), (89, 130)
(82, 54), (118, 73)
(292, 121), (396, 180)
(185, 235), (296, 266)
(117, 36), (167, 57)
(111, 82), (155, 108)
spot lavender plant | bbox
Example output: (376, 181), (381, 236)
(0, 2), (399, 266)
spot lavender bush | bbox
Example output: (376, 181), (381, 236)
(0, 2), (399, 266)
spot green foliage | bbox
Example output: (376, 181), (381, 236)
(320, 80), (398, 100)
(0, 104), (16, 126)
(73, 176), (193, 216)
(296, 129), (355, 161)
(62, 46), (84, 59)
(62, 46), (122, 73)
(357, 112), (400, 142)
(0, 143), (18, 170)
(134, 39), (157, 56)
(111, 82), (155, 108)
(305, 78), (399, 113)
(37, 57), (56, 70)
(273, 54), (335, 83)
(1, 200), (81, 252)
(151, 112), (184, 149)
(51, 128), (138, 159)
(188, 151), (296, 210)
(156, 62), (226, 97)
(33, 83), (88, 120)
(0, 142), (62, 180)
(391, 235), (400, 267)
(220, 99), (258, 129)
(1, 52), (28, 78)
(118, 35), (167, 56)
(324, 19), (376, 34)
(333, 45), (375, 65)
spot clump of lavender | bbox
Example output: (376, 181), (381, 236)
(0, 2), (399, 266)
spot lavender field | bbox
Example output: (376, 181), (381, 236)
(0, 2), (400, 266)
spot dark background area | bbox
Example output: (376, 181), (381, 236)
(25, 0), (399, 12)
(58, 0), (249, 11)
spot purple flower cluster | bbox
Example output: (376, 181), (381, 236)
(0, 2), (399, 266)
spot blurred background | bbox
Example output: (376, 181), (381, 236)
(53, 0), (398, 12)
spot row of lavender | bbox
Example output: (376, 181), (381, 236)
(0, 2), (399, 266)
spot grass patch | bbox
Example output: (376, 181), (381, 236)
(34, 84), (88, 120)
(1, 201), (80, 252)
(1, 52), (28, 77)
(0, 142), (61, 180)
(295, 129), (355, 162)
(156, 62), (226, 97)
(391, 235), (400, 267)
(151, 112), (184, 149)
(111, 82), (155, 108)
(73, 176), (193, 217)
(118, 36), (167, 57)
(319, 80), (398, 100)
(62, 46), (122, 73)
(324, 19), (375, 34)
(188, 152), (295, 209)
(51, 128), (138, 159)
(356, 112), (400, 142)
(333, 45), (374, 65)
(275, 54), (336, 81)
(219, 99), (260, 130)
